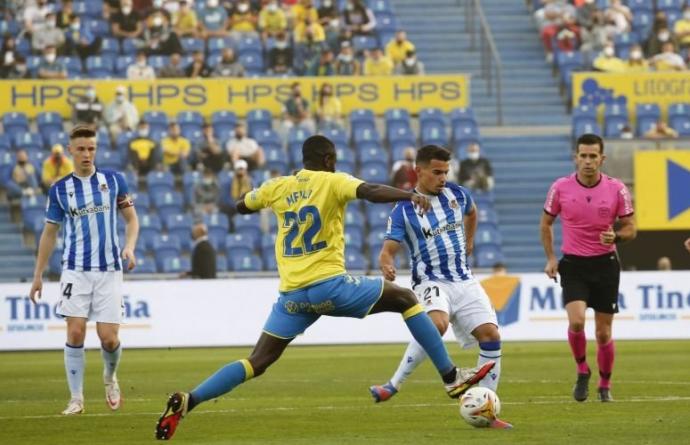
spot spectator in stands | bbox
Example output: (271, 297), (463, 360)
(492, 262), (508, 277)
(182, 223), (217, 279)
(173, 0), (199, 37)
(645, 26), (676, 58)
(227, 159), (253, 214)
(592, 41), (626, 72)
(541, 12), (580, 61)
(293, 30), (327, 75)
(37, 45), (67, 79)
(390, 147), (417, 191)
(625, 45), (649, 72)
(651, 42), (687, 71)
(619, 124), (634, 140)
(23, 0), (54, 35)
(579, 11), (608, 63)
(57, 0), (74, 29)
(111, 0), (144, 40)
(161, 121), (191, 175)
(343, 0), (376, 36)
(657, 256), (672, 271)
(147, 0), (173, 23)
(194, 167), (220, 215)
(459, 143), (494, 191)
(309, 49), (334, 76)
(6, 150), (40, 200)
(282, 82), (316, 134)
(6, 55), (31, 79)
(195, 123), (226, 173)
(674, 6), (690, 50)
(0, 35), (19, 78)
(363, 47), (393, 76)
(386, 31), (415, 66)
(32, 12), (65, 53)
(395, 49), (425, 75)
(604, 0), (631, 37)
(41, 144), (74, 192)
(105, 85), (139, 139)
(533, 0), (575, 32)
(72, 86), (103, 125)
(198, 0), (230, 38)
(143, 10), (183, 55)
(334, 41), (359, 75)
(186, 50), (212, 78)
(259, 1), (287, 41)
(644, 119), (679, 139)
(575, 0), (597, 30)
(314, 82), (341, 129)
(293, 0), (319, 26)
(64, 14), (102, 61)
(211, 48), (245, 77)
(226, 122), (265, 170)
(127, 50), (157, 79)
(295, 17), (326, 44)
(229, 0), (258, 39)
(267, 31), (293, 75)
(128, 120), (159, 175)
(317, 0), (339, 48)
(158, 52), (186, 78)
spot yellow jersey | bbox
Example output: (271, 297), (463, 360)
(244, 169), (363, 291)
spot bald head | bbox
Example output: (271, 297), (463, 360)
(192, 223), (208, 240)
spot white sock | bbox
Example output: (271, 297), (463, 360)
(477, 341), (502, 393)
(64, 344), (85, 400)
(101, 343), (122, 383)
(390, 340), (428, 389)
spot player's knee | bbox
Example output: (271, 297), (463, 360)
(66, 326), (86, 345)
(595, 329), (611, 345)
(101, 338), (119, 351)
(432, 318), (449, 334)
(398, 288), (418, 311)
(569, 321), (585, 332)
(473, 323), (500, 343)
(248, 353), (279, 377)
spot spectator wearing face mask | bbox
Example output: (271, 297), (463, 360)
(194, 123), (226, 173)
(5, 150), (40, 200)
(64, 13), (102, 61)
(592, 41), (626, 72)
(32, 12), (66, 53)
(41, 144), (74, 192)
(227, 159), (253, 215)
(24, 0), (55, 35)
(259, 0), (287, 41)
(268, 32), (293, 74)
(391, 147), (417, 191)
(72, 86), (104, 125)
(603, 0), (632, 37)
(194, 170), (221, 216)
(651, 41), (687, 71)
(173, 0), (199, 37)
(646, 26), (677, 58)
(37, 45), (67, 80)
(395, 49), (425, 75)
(624, 44), (649, 72)
(198, 0), (230, 39)
(211, 48), (245, 77)
(363, 47), (393, 76)
(293, 0), (319, 27)
(294, 17), (326, 44)
(334, 41), (359, 75)
(1, 36), (21, 79)
(226, 123), (265, 171)
(386, 31), (415, 66)
(186, 50), (212, 78)
(128, 120), (160, 175)
(458, 143), (494, 192)
(105, 85), (140, 139)
(317, 0), (338, 28)
(144, 10), (183, 55)
(128, 50), (156, 79)
(158, 52), (186, 78)
(343, 0), (376, 36)
(309, 49), (335, 76)
(111, 0), (144, 39)
(230, 0), (258, 39)
(6, 55), (31, 79)
(282, 82), (316, 134)
(314, 83), (341, 129)
(161, 121), (192, 175)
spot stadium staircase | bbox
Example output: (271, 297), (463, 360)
(393, 0), (570, 127)
(0, 205), (35, 281)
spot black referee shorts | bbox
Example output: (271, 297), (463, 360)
(558, 253), (621, 314)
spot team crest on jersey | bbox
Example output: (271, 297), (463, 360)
(100, 183), (109, 192)
(449, 200), (458, 209)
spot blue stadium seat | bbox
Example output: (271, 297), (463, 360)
(352, 127), (380, 146)
(225, 233), (255, 257)
(369, 0), (393, 14)
(452, 121), (479, 144)
(672, 118), (690, 137)
(262, 251), (278, 270)
(211, 110), (237, 138)
(180, 170), (200, 206)
(151, 191), (184, 221)
(604, 103), (628, 120)
(352, 35), (378, 53)
(265, 147), (289, 174)
(556, 50), (583, 72)
(146, 171), (175, 196)
(474, 245), (504, 268)
(131, 191), (150, 210)
(96, 150), (124, 170)
(475, 223), (502, 247)
(247, 108), (273, 135)
(49, 250), (63, 275)
(613, 33), (638, 58)
(86, 55), (115, 77)
(366, 231), (386, 250)
(0, 19), (21, 36)
(160, 256), (190, 273)
(344, 227), (364, 250)
(387, 123), (416, 146)
(177, 111), (204, 134)
(449, 107), (476, 127)
(573, 121), (601, 138)
(384, 107), (411, 126)
(572, 104), (597, 126)
(237, 35), (262, 52)
(349, 109), (376, 127)
(36, 112), (63, 140)
(131, 256), (157, 274)
(207, 231), (225, 251)
(261, 233), (277, 252)
(632, 10), (653, 40)
(204, 211), (229, 236)
(230, 252), (263, 271)
(2, 112), (29, 137)
(345, 250), (368, 270)
(345, 205), (365, 231)
(357, 145), (388, 165)
(142, 111), (169, 134)
(251, 169), (273, 186)
(604, 117), (628, 138)
(421, 122), (448, 146)
(668, 102), (690, 121)
(419, 107), (446, 127)
(152, 234), (181, 258)
(288, 127), (312, 146)
(120, 38), (138, 55)
(100, 37), (120, 57)
(635, 103), (661, 136)
(148, 55), (170, 71)
(181, 37), (205, 54)
(476, 207), (498, 224)
(375, 11), (397, 33)
(215, 254), (228, 272)
(0, 134), (11, 151)
(116, 55), (135, 75)
(13, 131), (43, 151)
(628, 0), (653, 12)
(21, 195), (47, 228)
(165, 213), (193, 234)
(335, 146), (356, 166)
(366, 203), (392, 230)
(138, 213), (162, 249)
(255, 129), (283, 151)
(233, 213), (262, 245)
(239, 51), (264, 72)
(207, 36), (235, 55)
(359, 162), (389, 183)
(60, 56), (83, 75)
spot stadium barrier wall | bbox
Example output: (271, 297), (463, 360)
(2, 271), (689, 351)
(571, 71), (690, 121)
(0, 74), (469, 119)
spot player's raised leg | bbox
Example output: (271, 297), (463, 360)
(595, 311), (615, 402)
(97, 322), (122, 410)
(63, 317), (87, 415)
(566, 301), (591, 401)
(369, 280), (494, 398)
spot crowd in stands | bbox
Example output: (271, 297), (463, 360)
(0, 0), (424, 79)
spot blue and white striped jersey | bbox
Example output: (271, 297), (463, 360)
(45, 169), (133, 272)
(385, 182), (474, 285)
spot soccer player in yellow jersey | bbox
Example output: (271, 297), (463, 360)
(156, 136), (495, 440)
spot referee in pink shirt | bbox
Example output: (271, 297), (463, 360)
(540, 134), (637, 403)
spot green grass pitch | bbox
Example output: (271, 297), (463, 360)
(1, 340), (689, 445)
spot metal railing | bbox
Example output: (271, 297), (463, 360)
(463, 0), (503, 125)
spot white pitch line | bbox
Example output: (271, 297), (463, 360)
(2, 396), (690, 421)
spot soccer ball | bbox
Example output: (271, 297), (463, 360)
(459, 387), (501, 428)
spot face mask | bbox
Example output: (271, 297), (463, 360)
(207, 0), (218, 8)
(468, 152), (480, 161)
(268, 3), (278, 12)
(122, 6), (132, 13)
(46, 19), (56, 28)
(4, 52), (14, 65)
(275, 40), (288, 49)
(153, 0), (163, 7)
(685, 11), (690, 20)
(238, 3), (249, 13)
(203, 177), (214, 185)
(138, 128), (149, 137)
(329, 18), (339, 28)
(404, 57), (415, 66)
(152, 16), (163, 27)
(630, 50), (642, 60)
(71, 22), (80, 30)
(86, 89), (96, 99)
(16, 64), (26, 72)
(340, 54), (353, 62)
(45, 53), (56, 63)
(603, 46), (614, 57)
(658, 31), (670, 41)
(137, 59), (147, 67)
(620, 131), (633, 140)
(346, 3), (354, 11)
(116, 94), (125, 103)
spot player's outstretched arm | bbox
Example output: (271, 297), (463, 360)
(540, 212), (558, 280)
(379, 240), (401, 281)
(30, 222), (60, 303)
(356, 183), (430, 213)
(121, 205), (139, 270)
(236, 192), (257, 215)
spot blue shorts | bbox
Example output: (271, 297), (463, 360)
(263, 274), (384, 339)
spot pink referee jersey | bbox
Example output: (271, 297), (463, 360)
(544, 173), (634, 257)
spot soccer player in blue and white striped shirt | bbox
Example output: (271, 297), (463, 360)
(369, 145), (511, 428)
(29, 124), (139, 415)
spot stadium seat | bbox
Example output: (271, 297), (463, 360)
(375, 11), (397, 33)
(366, 231), (386, 250)
(96, 150), (124, 170)
(262, 251), (278, 271)
(344, 227), (364, 251)
(352, 35), (378, 53)
(239, 51), (264, 72)
(265, 147), (289, 174)
(573, 121), (601, 138)
(419, 107), (446, 127)
(143, 111), (169, 134)
(115, 55), (135, 76)
(100, 37), (120, 57)
(2, 112), (29, 137)
(225, 233), (255, 257)
(474, 245), (504, 268)
(215, 254), (228, 272)
(151, 191), (184, 221)
(160, 256), (190, 274)
(359, 162), (389, 183)
(177, 111), (204, 134)
(181, 37), (205, 54)
(255, 129), (283, 152)
(0, 134), (11, 151)
(131, 191), (150, 210)
(352, 127), (380, 146)
(628, 0), (653, 12)
(60, 56), (83, 76)
(181, 170), (201, 206)
(131, 256), (157, 274)
(230, 253), (263, 272)
(211, 110), (238, 138)
(357, 145), (388, 165)
(345, 205), (365, 232)
(152, 234), (181, 258)
(668, 103), (690, 121)
(366, 203), (392, 230)
(321, 127), (349, 148)
(165, 214), (194, 250)
(36, 112), (63, 140)
(452, 121), (479, 144)
(86, 55), (115, 77)
(349, 109), (376, 127)
(475, 224), (502, 247)
(635, 103), (661, 136)
(421, 122), (448, 146)
(288, 127), (312, 146)
(237, 34), (262, 52)
(387, 123), (416, 146)
(138, 213), (162, 249)
(146, 171), (175, 196)
(345, 250), (368, 270)
(672, 118), (690, 137)
(233, 213), (262, 245)
(13, 131), (43, 151)
(247, 109), (273, 135)
(476, 207), (498, 224)
(204, 212), (229, 236)
(449, 107), (476, 127)
(604, 117), (628, 138)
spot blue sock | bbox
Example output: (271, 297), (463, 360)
(190, 359), (254, 408)
(478, 340), (502, 392)
(403, 305), (454, 377)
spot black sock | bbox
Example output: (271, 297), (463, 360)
(187, 393), (197, 412)
(442, 367), (457, 384)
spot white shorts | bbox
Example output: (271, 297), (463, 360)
(413, 278), (498, 349)
(56, 270), (124, 324)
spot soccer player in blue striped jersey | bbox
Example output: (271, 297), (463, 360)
(29, 124), (139, 415)
(369, 145), (511, 428)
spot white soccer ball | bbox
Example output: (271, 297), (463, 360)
(459, 387), (501, 428)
